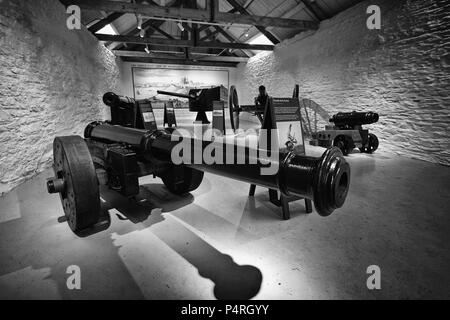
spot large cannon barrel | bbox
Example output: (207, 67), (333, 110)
(85, 122), (350, 216)
(157, 90), (193, 100)
(84, 122), (144, 147)
(330, 111), (379, 128)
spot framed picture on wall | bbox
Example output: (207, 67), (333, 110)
(131, 65), (229, 109)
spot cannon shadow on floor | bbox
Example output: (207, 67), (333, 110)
(91, 182), (263, 299)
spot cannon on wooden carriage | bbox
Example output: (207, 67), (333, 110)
(312, 111), (380, 156)
(102, 92), (157, 130)
(157, 85), (228, 124)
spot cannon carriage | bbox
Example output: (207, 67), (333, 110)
(313, 111), (380, 156)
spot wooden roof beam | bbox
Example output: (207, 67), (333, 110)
(113, 50), (248, 62)
(88, 12), (124, 33)
(67, 0), (319, 29)
(300, 0), (330, 21)
(121, 56), (238, 67)
(96, 34), (274, 50)
(224, 0), (280, 44)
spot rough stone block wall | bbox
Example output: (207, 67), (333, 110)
(236, 0), (449, 166)
(0, 0), (121, 194)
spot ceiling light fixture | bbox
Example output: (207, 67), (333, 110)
(177, 21), (185, 32)
(139, 29), (145, 38)
(145, 46), (151, 54)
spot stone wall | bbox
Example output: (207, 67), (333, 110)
(236, 0), (450, 166)
(0, 0), (121, 194)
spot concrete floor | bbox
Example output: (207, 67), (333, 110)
(1, 111), (449, 299)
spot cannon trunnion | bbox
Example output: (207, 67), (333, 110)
(47, 122), (350, 233)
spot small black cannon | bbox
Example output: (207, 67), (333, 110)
(330, 111), (379, 130)
(313, 111), (380, 155)
(47, 121), (350, 234)
(157, 85), (228, 124)
(102, 92), (157, 130)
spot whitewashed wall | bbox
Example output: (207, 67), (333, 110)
(0, 0), (121, 194)
(236, 0), (450, 166)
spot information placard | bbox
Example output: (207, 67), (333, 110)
(272, 97), (305, 155)
(164, 101), (177, 128)
(137, 100), (158, 131)
(261, 97), (305, 155)
(212, 101), (226, 135)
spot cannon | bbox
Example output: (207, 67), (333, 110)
(102, 92), (157, 130)
(330, 111), (379, 129)
(157, 85), (228, 124)
(46, 120), (350, 233)
(102, 92), (137, 128)
(313, 111), (380, 155)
